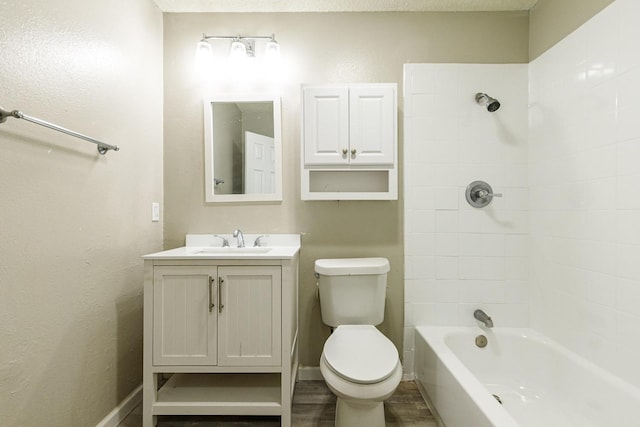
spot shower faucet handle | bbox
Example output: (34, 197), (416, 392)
(465, 180), (502, 208)
(476, 189), (502, 199)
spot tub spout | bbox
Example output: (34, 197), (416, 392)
(474, 309), (494, 328)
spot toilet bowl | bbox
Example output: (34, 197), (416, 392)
(315, 258), (401, 427)
(320, 325), (402, 427)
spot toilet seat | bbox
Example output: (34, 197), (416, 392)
(323, 325), (398, 384)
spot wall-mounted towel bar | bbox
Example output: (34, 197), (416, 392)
(0, 106), (119, 155)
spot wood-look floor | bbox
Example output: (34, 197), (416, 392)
(119, 380), (437, 427)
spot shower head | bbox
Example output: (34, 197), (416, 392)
(475, 93), (501, 112)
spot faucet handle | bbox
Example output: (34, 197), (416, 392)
(253, 235), (268, 247)
(476, 189), (502, 199)
(213, 234), (230, 247)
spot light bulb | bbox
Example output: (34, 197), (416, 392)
(229, 39), (247, 61)
(194, 40), (214, 77)
(265, 39), (280, 62)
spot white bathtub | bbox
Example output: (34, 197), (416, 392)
(415, 326), (640, 427)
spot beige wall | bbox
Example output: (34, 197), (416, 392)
(163, 11), (528, 369)
(0, 1), (163, 426)
(529, 0), (616, 60)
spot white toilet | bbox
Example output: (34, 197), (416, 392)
(315, 257), (402, 427)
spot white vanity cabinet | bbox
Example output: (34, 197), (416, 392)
(142, 237), (299, 427)
(301, 83), (397, 200)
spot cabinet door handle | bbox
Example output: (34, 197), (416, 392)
(218, 277), (224, 313)
(351, 148), (357, 157)
(208, 276), (215, 312)
(342, 148), (348, 156)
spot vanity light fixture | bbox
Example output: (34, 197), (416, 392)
(196, 33), (280, 65)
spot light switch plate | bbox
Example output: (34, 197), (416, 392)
(152, 202), (160, 222)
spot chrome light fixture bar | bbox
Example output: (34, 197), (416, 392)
(196, 33), (280, 61)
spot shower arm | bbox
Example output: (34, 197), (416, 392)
(0, 106), (119, 155)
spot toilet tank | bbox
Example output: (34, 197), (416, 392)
(315, 258), (390, 327)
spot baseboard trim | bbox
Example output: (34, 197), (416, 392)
(297, 366), (323, 381)
(402, 373), (415, 381)
(95, 384), (142, 427)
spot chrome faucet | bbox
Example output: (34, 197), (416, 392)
(474, 309), (494, 328)
(233, 229), (245, 248)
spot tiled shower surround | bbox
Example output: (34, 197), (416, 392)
(404, 0), (640, 389)
(403, 63), (529, 374)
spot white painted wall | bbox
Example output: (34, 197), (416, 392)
(403, 64), (529, 374)
(529, 0), (640, 387)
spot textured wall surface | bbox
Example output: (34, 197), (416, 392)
(403, 63), (529, 374)
(162, 11), (528, 370)
(529, 0), (640, 387)
(0, 1), (163, 425)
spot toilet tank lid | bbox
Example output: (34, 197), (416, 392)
(315, 257), (390, 276)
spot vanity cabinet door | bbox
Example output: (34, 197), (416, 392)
(152, 266), (218, 365)
(217, 266), (282, 366)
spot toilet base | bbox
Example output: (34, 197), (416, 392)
(335, 397), (385, 427)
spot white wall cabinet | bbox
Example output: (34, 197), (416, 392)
(301, 83), (397, 200)
(143, 255), (298, 427)
(303, 85), (395, 166)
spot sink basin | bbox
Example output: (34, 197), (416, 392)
(194, 247), (272, 255)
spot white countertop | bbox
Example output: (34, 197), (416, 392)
(142, 234), (300, 260)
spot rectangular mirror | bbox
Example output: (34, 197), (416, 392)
(203, 95), (282, 202)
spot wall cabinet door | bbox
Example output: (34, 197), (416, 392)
(303, 86), (349, 165)
(349, 85), (395, 165)
(217, 266), (282, 366)
(153, 266), (218, 365)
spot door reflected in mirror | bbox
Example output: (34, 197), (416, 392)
(204, 96), (282, 203)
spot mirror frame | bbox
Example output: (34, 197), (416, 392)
(203, 94), (282, 203)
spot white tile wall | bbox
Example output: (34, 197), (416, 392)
(529, 0), (640, 387)
(403, 63), (529, 376)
